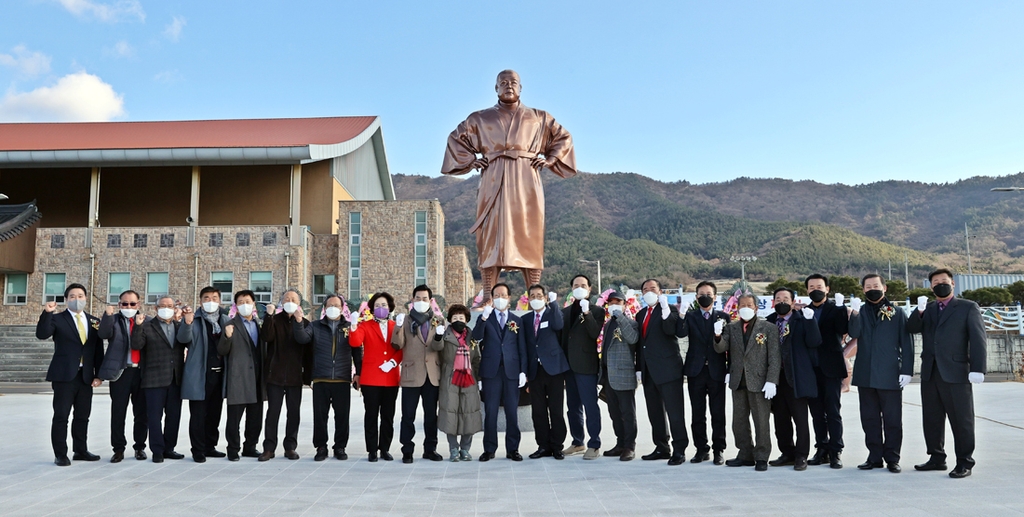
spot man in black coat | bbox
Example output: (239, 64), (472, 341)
(907, 268), (987, 479)
(636, 279), (689, 465)
(804, 274), (849, 468)
(131, 296), (191, 462)
(524, 285), (568, 460)
(560, 274), (605, 459)
(97, 289), (148, 462)
(766, 288), (822, 471)
(674, 281), (730, 465)
(36, 283), (104, 466)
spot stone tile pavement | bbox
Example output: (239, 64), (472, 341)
(0, 381), (1022, 516)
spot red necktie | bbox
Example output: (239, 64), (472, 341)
(642, 309), (652, 337)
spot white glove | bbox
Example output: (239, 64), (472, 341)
(850, 297), (862, 312)
(580, 299), (590, 313)
(899, 374), (912, 388)
(482, 305), (493, 320)
(917, 296), (928, 312)
(350, 320), (359, 332)
(713, 319), (725, 336)
(658, 295), (669, 310)
(435, 325), (445, 336)
(478, 381), (483, 391)
(835, 293), (844, 307)
(379, 359), (397, 373)
(548, 292), (557, 303)
(802, 307), (814, 319)
(762, 381), (777, 400)
(518, 372), (527, 388)
(635, 371), (642, 385)
(725, 373), (730, 385)
(395, 313), (406, 327)
(969, 372), (985, 384)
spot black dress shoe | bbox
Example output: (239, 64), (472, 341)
(553, 450), (565, 460)
(769, 454), (795, 467)
(713, 451), (725, 465)
(830, 452), (843, 469)
(54, 456), (71, 467)
(73, 451), (100, 461)
(668, 453), (685, 466)
(755, 460), (768, 471)
(285, 450), (299, 460)
(110, 451), (124, 463)
(949, 466), (972, 479)
(858, 460), (883, 470)
(242, 449), (260, 458)
(887, 462), (901, 473)
(914, 460), (948, 471)
(690, 451), (710, 464)
(620, 450), (635, 461)
(807, 449), (829, 466)
(368, 452), (378, 462)
(726, 458), (756, 467)
(402, 455), (414, 464)
(163, 450), (184, 460)
(423, 451), (443, 461)
(258, 451), (275, 462)
(335, 449), (348, 460)
(506, 451), (523, 461)
(315, 447), (328, 462)
(603, 446), (624, 457)
(641, 450), (671, 461)
(794, 457), (808, 471)
(153, 455), (164, 463)
(529, 449), (552, 459)
(206, 449), (226, 458)
(228, 451), (240, 461)
(379, 451), (394, 461)
(478, 452), (495, 462)
(193, 455), (206, 463)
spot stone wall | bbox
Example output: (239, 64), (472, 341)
(445, 245), (476, 307)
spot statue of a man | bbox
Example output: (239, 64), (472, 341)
(441, 70), (577, 301)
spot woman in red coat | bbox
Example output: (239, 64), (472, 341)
(350, 292), (401, 462)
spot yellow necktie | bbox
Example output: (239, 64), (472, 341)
(76, 313), (87, 344)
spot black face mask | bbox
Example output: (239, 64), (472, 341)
(697, 295), (714, 308)
(932, 283), (953, 299)
(865, 290), (884, 303)
(774, 303), (791, 316)
(451, 321), (467, 333)
(809, 290), (826, 303)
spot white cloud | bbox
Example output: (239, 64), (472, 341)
(0, 71), (125, 122)
(110, 40), (134, 58)
(0, 45), (52, 77)
(163, 16), (186, 42)
(153, 69), (183, 83)
(56, 0), (145, 22)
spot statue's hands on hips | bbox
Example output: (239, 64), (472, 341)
(470, 157), (488, 171)
(530, 155), (556, 170)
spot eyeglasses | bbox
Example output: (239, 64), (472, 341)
(119, 302), (139, 307)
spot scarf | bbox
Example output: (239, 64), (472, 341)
(450, 329), (475, 388)
(203, 310), (222, 334)
(409, 309), (432, 341)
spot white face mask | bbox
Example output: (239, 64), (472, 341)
(282, 302), (298, 314)
(738, 307), (756, 321)
(237, 304), (254, 317)
(202, 301), (220, 314)
(607, 304), (623, 315)
(572, 287), (589, 300)
(324, 307), (342, 320)
(157, 308), (175, 321)
(120, 308), (138, 319)
(642, 292), (659, 307)
(529, 298), (546, 311)
(492, 297), (509, 311)
(413, 300), (431, 313)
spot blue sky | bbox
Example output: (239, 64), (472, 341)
(1, 0), (1022, 185)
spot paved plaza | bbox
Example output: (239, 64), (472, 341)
(0, 381), (1022, 516)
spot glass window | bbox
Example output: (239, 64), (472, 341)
(414, 210), (427, 286)
(44, 273), (67, 303)
(250, 272), (272, 303)
(349, 212), (361, 302)
(211, 272), (233, 301)
(107, 273), (131, 304)
(5, 273), (28, 305)
(313, 274), (335, 304)
(146, 272), (169, 304)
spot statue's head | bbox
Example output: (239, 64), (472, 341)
(495, 70), (521, 104)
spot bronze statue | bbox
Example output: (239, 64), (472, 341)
(441, 70), (577, 301)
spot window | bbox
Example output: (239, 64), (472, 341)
(5, 274), (27, 305)
(211, 272), (233, 301)
(133, 234), (148, 248)
(44, 273), (66, 304)
(50, 234), (65, 249)
(107, 234), (121, 248)
(209, 232), (223, 247)
(250, 272), (272, 303)
(236, 232), (250, 247)
(263, 232), (277, 246)
(415, 210), (427, 286)
(146, 272), (169, 304)
(160, 233), (175, 248)
(313, 275), (335, 304)
(348, 212), (361, 302)
(107, 273), (131, 304)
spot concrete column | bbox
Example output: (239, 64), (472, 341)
(289, 164), (302, 246)
(87, 167), (101, 228)
(190, 166), (200, 226)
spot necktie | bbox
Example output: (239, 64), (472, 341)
(76, 313), (87, 344)
(534, 313), (541, 334)
(778, 318), (786, 343)
(703, 311), (710, 320)
(938, 302), (947, 312)
(642, 309), (652, 337)
(128, 319), (140, 364)
(498, 312), (506, 329)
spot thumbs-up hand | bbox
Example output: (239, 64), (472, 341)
(850, 297), (862, 313)
(714, 319), (725, 336)
(135, 313), (145, 326)
(224, 324), (234, 339)
(105, 305), (116, 316)
(835, 293), (844, 307)
(917, 296), (928, 312)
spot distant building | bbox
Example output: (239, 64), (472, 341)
(924, 274), (1024, 297)
(0, 117), (472, 325)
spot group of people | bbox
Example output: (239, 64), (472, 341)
(37, 268), (987, 479)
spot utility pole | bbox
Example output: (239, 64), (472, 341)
(888, 260), (892, 280)
(904, 252), (910, 288)
(730, 255), (758, 291)
(965, 222), (973, 274)
(578, 258), (602, 294)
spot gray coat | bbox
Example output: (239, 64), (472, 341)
(715, 317), (780, 392)
(848, 301), (914, 390)
(181, 313), (230, 401)
(601, 314), (639, 391)
(437, 329), (483, 436)
(217, 314), (266, 405)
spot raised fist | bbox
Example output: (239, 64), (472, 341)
(801, 307), (814, 319)
(224, 324), (234, 338)
(395, 313), (406, 327)
(850, 297), (862, 313)
(481, 305), (494, 320)
(917, 296), (928, 312)
(548, 292), (557, 303)
(174, 307), (183, 322)
(580, 299), (590, 313)
(44, 301), (57, 313)
(658, 295), (669, 310)
(834, 293), (845, 307)
(435, 325), (446, 336)
(265, 304), (276, 316)
(135, 313), (146, 326)
(714, 319), (725, 336)
(105, 305), (116, 316)
(183, 307), (194, 324)
(293, 307), (304, 321)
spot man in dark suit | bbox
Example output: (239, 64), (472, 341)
(218, 290), (266, 461)
(636, 279), (689, 465)
(560, 274), (606, 459)
(523, 284), (568, 460)
(36, 283), (104, 466)
(907, 268), (987, 479)
(97, 289), (148, 462)
(675, 281), (730, 465)
(472, 283), (528, 461)
(804, 274), (849, 468)
(181, 286), (230, 462)
(766, 288), (822, 471)
(715, 293), (781, 471)
(132, 296), (191, 462)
